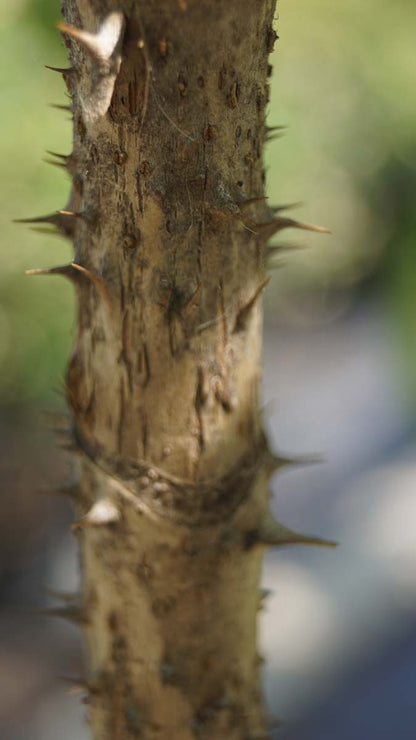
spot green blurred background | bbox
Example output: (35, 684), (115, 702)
(1, 1), (416, 739)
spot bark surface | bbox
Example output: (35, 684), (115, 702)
(35, 1), (333, 738)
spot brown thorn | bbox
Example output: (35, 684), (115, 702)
(26, 262), (110, 304)
(266, 451), (325, 474)
(234, 277), (271, 333)
(265, 125), (288, 133)
(25, 264), (81, 281)
(246, 216), (330, 235)
(45, 64), (75, 75)
(70, 263), (112, 305)
(241, 215), (257, 227)
(45, 150), (70, 162)
(266, 243), (306, 256)
(271, 202), (304, 214)
(240, 196), (268, 210)
(43, 158), (68, 170)
(49, 103), (72, 112)
(266, 133), (285, 142)
(245, 513), (338, 550)
(14, 213), (58, 225)
(28, 227), (62, 237)
(16, 211), (76, 238)
(283, 218), (331, 234)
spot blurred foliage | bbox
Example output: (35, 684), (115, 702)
(0, 0), (73, 404)
(0, 0), (415, 403)
(266, 0), (416, 305)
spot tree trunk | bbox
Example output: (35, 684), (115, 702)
(29, 2), (334, 738)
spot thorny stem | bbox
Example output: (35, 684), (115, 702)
(26, 2), (334, 738)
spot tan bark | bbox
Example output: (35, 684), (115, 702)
(30, 2), (335, 738)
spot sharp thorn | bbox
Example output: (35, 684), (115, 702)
(45, 150), (70, 162)
(69, 262), (112, 304)
(25, 264), (80, 280)
(240, 196), (268, 210)
(26, 262), (108, 293)
(43, 158), (68, 170)
(247, 216), (331, 235)
(234, 277), (271, 333)
(45, 65), (76, 75)
(245, 513), (338, 550)
(266, 451), (325, 473)
(16, 211), (76, 238)
(266, 133), (286, 142)
(14, 213), (57, 225)
(266, 243), (306, 256)
(271, 202), (304, 214)
(28, 226), (61, 236)
(265, 125), (288, 133)
(290, 219), (331, 234)
(49, 104), (72, 112)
